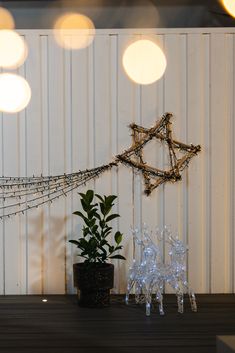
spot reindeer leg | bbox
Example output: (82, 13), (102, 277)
(174, 281), (184, 314)
(125, 280), (134, 305)
(145, 291), (152, 316)
(135, 283), (142, 304)
(168, 278), (184, 314)
(189, 290), (197, 312)
(177, 290), (184, 314)
(156, 290), (165, 316)
(182, 278), (197, 313)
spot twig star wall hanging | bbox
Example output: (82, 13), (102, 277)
(116, 113), (201, 195)
(0, 113), (201, 219)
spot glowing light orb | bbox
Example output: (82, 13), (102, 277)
(0, 30), (28, 68)
(42, 299), (48, 302)
(54, 13), (95, 50)
(0, 74), (31, 113)
(222, 0), (235, 17)
(0, 7), (15, 29)
(122, 39), (167, 85)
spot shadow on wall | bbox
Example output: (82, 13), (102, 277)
(3, 0), (235, 28)
(26, 209), (69, 294)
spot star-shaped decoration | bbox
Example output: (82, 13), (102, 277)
(115, 113), (201, 196)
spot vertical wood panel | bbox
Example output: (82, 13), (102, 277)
(94, 35), (111, 191)
(210, 34), (230, 293)
(0, 111), (4, 294)
(117, 35), (137, 292)
(69, 41), (90, 293)
(25, 34), (43, 294)
(164, 34), (187, 292)
(18, 57), (28, 294)
(64, 41), (73, 294)
(164, 34), (187, 234)
(131, 35), (142, 267)
(94, 35), (119, 278)
(3, 112), (21, 293)
(224, 34), (233, 293)
(45, 36), (66, 294)
(187, 34), (210, 293)
(203, 34), (212, 293)
(3, 61), (24, 293)
(88, 41), (95, 175)
(141, 35), (164, 233)
(140, 34), (165, 264)
(40, 35), (50, 295)
(110, 34), (120, 293)
(233, 35), (235, 293)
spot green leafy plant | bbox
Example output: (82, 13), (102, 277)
(69, 190), (125, 264)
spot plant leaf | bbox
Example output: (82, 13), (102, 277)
(115, 231), (123, 245)
(91, 224), (98, 233)
(105, 195), (117, 205)
(89, 238), (97, 249)
(69, 240), (80, 246)
(99, 202), (105, 215)
(80, 238), (89, 249)
(99, 219), (105, 228)
(103, 226), (112, 235)
(86, 190), (94, 204)
(78, 192), (86, 199)
(106, 214), (120, 222)
(108, 245), (115, 253)
(103, 231), (111, 238)
(73, 211), (85, 219)
(114, 245), (123, 251)
(88, 209), (97, 218)
(81, 199), (89, 212)
(103, 205), (112, 216)
(95, 194), (104, 203)
(83, 227), (90, 237)
(100, 239), (108, 246)
(109, 255), (126, 260)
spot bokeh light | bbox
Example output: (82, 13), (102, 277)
(0, 30), (28, 69)
(222, 0), (235, 17)
(54, 12), (95, 50)
(0, 74), (31, 113)
(122, 39), (167, 85)
(0, 7), (15, 29)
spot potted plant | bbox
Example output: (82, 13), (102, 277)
(69, 190), (125, 308)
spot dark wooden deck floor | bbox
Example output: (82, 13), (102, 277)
(0, 294), (234, 353)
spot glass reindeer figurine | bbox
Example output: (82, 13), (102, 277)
(125, 226), (197, 316)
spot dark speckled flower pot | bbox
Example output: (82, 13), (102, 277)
(73, 263), (114, 308)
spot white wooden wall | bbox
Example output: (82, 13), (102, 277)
(0, 28), (234, 294)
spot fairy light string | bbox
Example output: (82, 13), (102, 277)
(0, 113), (201, 219)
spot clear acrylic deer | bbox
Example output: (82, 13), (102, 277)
(164, 235), (197, 313)
(125, 226), (197, 316)
(125, 227), (164, 316)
